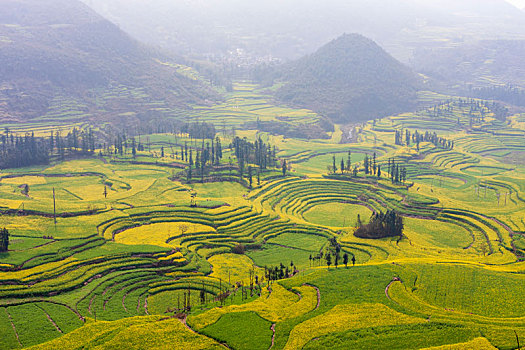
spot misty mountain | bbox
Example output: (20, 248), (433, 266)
(274, 34), (421, 124)
(412, 40), (525, 89)
(0, 0), (216, 122)
(81, 0), (525, 62)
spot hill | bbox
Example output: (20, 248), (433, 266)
(412, 39), (525, 89)
(274, 34), (421, 123)
(0, 0), (217, 123)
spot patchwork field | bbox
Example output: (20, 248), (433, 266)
(0, 85), (524, 349)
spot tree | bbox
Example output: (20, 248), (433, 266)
(335, 253), (340, 268)
(22, 184), (29, 196)
(352, 255), (356, 266)
(187, 150), (193, 181)
(325, 253), (332, 268)
(343, 253), (349, 268)
(161, 146), (165, 158)
(282, 160), (287, 176)
(341, 159), (345, 175)
(179, 224), (189, 236)
(0, 228), (9, 252)
(377, 165), (382, 178)
(332, 156), (337, 174)
(346, 151), (352, 172)
(372, 152), (377, 175)
(248, 166), (253, 188)
(364, 154), (369, 174)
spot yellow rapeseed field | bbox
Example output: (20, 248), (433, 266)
(189, 283), (317, 330)
(115, 222), (216, 249)
(283, 303), (424, 350)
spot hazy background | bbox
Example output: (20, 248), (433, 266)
(80, 0), (525, 63)
(507, 0), (525, 9)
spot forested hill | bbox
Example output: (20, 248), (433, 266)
(274, 34), (421, 123)
(0, 0), (217, 122)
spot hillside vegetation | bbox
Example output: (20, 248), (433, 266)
(0, 0), (217, 122)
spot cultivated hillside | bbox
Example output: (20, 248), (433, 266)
(274, 34), (421, 123)
(0, 0), (216, 122)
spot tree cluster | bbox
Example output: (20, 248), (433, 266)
(354, 210), (403, 239)
(181, 122), (216, 140)
(187, 137), (223, 181)
(232, 136), (277, 171)
(1, 131), (49, 169)
(264, 262), (296, 281)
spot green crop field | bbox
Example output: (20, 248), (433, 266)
(0, 83), (524, 350)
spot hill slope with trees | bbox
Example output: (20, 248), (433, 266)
(274, 34), (421, 123)
(0, 0), (217, 122)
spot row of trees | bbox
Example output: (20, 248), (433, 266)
(0, 228), (9, 252)
(329, 152), (408, 184)
(386, 158), (407, 184)
(395, 129), (454, 150)
(424, 98), (509, 123)
(330, 151), (357, 175)
(354, 211), (404, 239)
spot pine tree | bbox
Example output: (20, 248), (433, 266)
(341, 158), (345, 175)
(248, 166), (253, 188)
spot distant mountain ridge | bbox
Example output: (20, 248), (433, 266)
(274, 34), (421, 123)
(81, 0), (525, 62)
(0, 0), (217, 122)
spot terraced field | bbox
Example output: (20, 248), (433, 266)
(0, 85), (524, 349)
